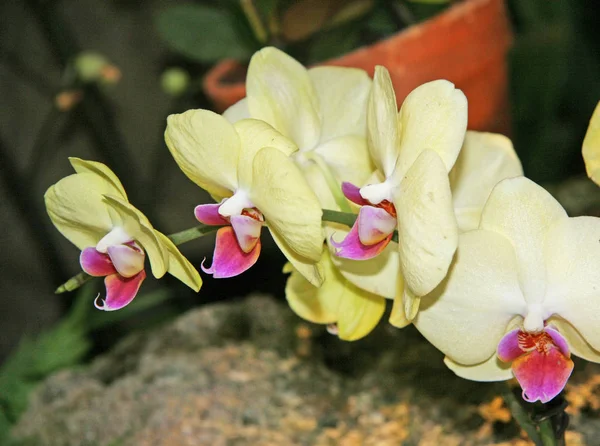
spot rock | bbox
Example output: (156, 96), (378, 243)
(11, 295), (600, 445)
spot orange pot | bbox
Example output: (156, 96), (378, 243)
(203, 0), (513, 133)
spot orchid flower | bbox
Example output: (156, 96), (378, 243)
(164, 110), (324, 285)
(327, 131), (523, 328)
(329, 66), (467, 314)
(413, 176), (600, 403)
(223, 46), (375, 211)
(44, 158), (202, 310)
(583, 101), (600, 186)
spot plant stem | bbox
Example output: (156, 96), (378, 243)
(167, 224), (222, 245)
(539, 419), (558, 446)
(240, 0), (268, 43)
(503, 388), (543, 445)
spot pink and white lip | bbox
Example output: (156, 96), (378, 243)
(330, 182), (397, 260)
(497, 325), (574, 403)
(80, 228), (146, 311)
(195, 197), (265, 278)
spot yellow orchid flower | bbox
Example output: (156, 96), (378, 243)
(330, 67), (467, 308)
(583, 101), (600, 185)
(328, 131), (523, 327)
(44, 158), (201, 310)
(285, 249), (385, 341)
(223, 46), (375, 210)
(413, 177), (600, 404)
(164, 111), (324, 286)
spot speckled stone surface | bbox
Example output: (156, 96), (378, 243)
(11, 295), (600, 445)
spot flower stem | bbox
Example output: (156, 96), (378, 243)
(168, 224), (222, 245)
(502, 387), (543, 445)
(539, 419), (558, 446)
(240, 0), (268, 43)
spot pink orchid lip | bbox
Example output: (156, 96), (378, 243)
(201, 226), (261, 278)
(95, 269), (146, 311)
(497, 327), (574, 403)
(330, 206), (393, 260)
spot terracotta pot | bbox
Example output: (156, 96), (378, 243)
(203, 0), (513, 133)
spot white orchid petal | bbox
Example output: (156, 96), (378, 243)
(246, 47), (321, 151)
(544, 217), (600, 352)
(394, 150), (458, 297)
(223, 98), (250, 124)
(450, 131), (523, 232)
(394, 80), (468, 178)
(313, 135), (374, 188)
(367, 66), (399, 178)
(547, 316), (600, 363)
(444, 355), (513, 382)
(165, 109), (240, 197)
(308, 66), (371, 142)
(583, 101), (600, 186)
(414, 230), (526, 365)
(480, 177), (567, 305)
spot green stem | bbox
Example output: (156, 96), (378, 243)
(503, 388), (542, 445)
(168, 224), (222, 245)
(240, 0), (268, 43)
(539, 419), (558, 446)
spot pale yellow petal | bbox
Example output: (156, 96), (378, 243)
(165, 109), (240, 197)
(480, 177), (567, 305)
(444, 355), (513, 382)
(45, 172), (115, 250)
(326, 226), (400, 298)
(251, 147), (323, 262)
(583, 101), (600, 186)
(102, 195), (168, 279)
(296, 158), (339, 210)
(223, 98), (250, 124)
(394, 80), (468, 178)
(367, 66), (399, 177)
(449, 131), (523, 232)
(286, 249), (385, 341)
(270, 228), (323, 287)
(414, 230), (526, 365)
(389, 274), (410, 328)
(68, 158), (128, 200)
(307, 66), (371, 142)
(285, 251), (341, 325)
(246, 47), (321, 151)
(233, 119), (298, 189)
(156, 231), (202, 292)
(314, 135), (375, 188)
(548, 316), (600, 363)
(544, 217), (600, 353)
(394, 150), (458, 297)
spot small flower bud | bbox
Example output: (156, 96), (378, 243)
(160, 68), (190, 97)
(74, 51), (121, 85)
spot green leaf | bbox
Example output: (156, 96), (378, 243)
(406, 0), (449, 4)
(155, 5), (253, 62)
